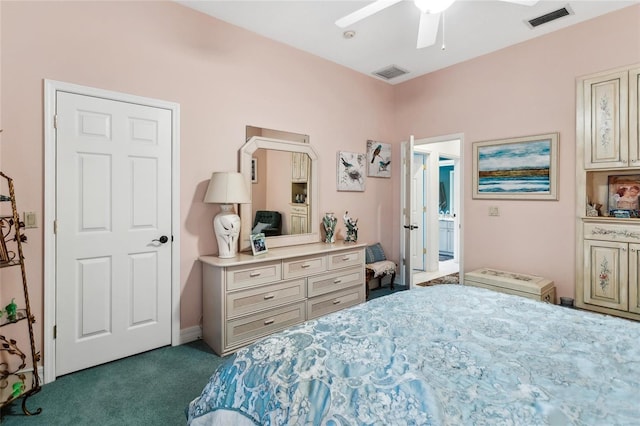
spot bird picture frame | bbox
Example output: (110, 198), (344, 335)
(337, 151), (366, 192)
(366, 140), (391, 178)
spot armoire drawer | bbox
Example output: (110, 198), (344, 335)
(584, 222), (640, 244)
(226, 302), (306, 348)
(307, 286), (365, 320)
(226, 279), (306, 319)
(290, 204), (308, 215)
(327, 249), (364, 270)
(307, 267), (363, 298)
(283, 254), (326, 279)
(226, 260), (282, 291)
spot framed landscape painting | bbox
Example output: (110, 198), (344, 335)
(472, 133), (559, 200)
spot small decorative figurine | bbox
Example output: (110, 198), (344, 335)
(343, 211), (358, 243)
(11, 381), (25, 398)
(586, 202), (600, 217)
(323, 213), (337, 243)
(5, 298), (17, 322)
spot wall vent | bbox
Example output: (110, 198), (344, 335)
(373, 65), (409, 80)
(527, 5), (573, 28)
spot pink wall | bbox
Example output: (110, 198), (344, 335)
(0, 1), (395, 358)
(1, 1), (639, 367)
(394, 5), (640, 298)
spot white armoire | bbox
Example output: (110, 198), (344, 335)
(576, 63), (640, 320)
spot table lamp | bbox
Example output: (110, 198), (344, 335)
(203, 172), (251, 258)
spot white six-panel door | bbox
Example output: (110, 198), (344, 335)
(55, 92), (172, 375)
(401, 136), (415, 288)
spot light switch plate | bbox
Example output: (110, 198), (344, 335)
(24, 211), (37, 228)
(488, 206), (500, 216)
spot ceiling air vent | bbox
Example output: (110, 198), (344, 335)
(527, 5), (573, 29)
(373, 65), (409, 81)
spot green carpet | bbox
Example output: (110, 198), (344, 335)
(367, 284), (407, 299)
(1, 340), (227, 425)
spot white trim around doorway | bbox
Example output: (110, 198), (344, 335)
(413, 133), (464, 284)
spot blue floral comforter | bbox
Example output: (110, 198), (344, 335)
(187, 285), (640, 425)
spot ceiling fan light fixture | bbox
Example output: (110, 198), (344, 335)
(414, 0), (455, 14)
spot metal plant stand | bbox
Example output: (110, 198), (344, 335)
(0, 171), (41, 416)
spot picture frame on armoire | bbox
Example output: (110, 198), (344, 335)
(608, 174), (640, 218)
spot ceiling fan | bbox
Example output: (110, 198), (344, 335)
(336, 0), (539, 49)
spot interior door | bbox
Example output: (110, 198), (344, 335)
(411, 153), (425, 271)
(401, 136), (415, 288)
(55, 92), (172, 375)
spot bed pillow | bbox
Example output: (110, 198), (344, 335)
(252, 222), (271, 234)
(365, 243), (387, 264)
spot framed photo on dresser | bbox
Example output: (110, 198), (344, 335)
(250, 232), (268, 255)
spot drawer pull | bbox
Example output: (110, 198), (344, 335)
(263, 294), (275, 300)
(264, 318), (275, 325)
(249, 272), (262, 277)
(333, 279), (342, 284)
(341, 256), (351, 261)
(301, 263), (311, 269)
(332, 299), (341, 305)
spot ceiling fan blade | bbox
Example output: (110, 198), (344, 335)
(417, 12), (441, 49)
(500, 0), (539, 5)
(335, 0), (403, 28)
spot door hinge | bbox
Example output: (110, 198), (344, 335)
(423, 206), (427, 213)
(53, 219), (57, 234)
(423, 248), (427, 254)
(53, 325), (57, 339)
(53, 114), (58, 129)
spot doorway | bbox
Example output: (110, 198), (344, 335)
(43, 80), (181, 382)
(412, 136), (462, 285)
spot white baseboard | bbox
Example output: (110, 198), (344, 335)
(179, 325), (202, 345)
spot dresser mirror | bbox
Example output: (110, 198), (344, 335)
(238, 135), (319, 252)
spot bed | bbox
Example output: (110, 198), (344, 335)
(187, 285), (640, 425)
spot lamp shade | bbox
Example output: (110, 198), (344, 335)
(203, 172), (251, 204)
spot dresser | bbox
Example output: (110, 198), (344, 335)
(200, 242), (366, 356)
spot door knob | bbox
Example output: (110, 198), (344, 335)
(152, 235), (169, 244)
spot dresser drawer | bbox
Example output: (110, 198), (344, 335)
(226, 260), (282, 291)
(283, 254), (326, 279)
(307, 267), (363, 297)
(307, 286), (364, 320)
(226, 279), (306, 319)
(327, 249), (364, 270)
(226, 302), (306, 348)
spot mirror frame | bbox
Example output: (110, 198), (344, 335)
(239, 136), (320, 252)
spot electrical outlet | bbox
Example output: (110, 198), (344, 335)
(488, 206), (500, 216)
(23, 211), (37, 228)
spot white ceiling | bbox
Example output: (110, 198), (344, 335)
(177, 1), (638, 85)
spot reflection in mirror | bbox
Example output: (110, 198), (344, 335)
(251, 149), (311, 236)
(239, 134), (319, 252)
